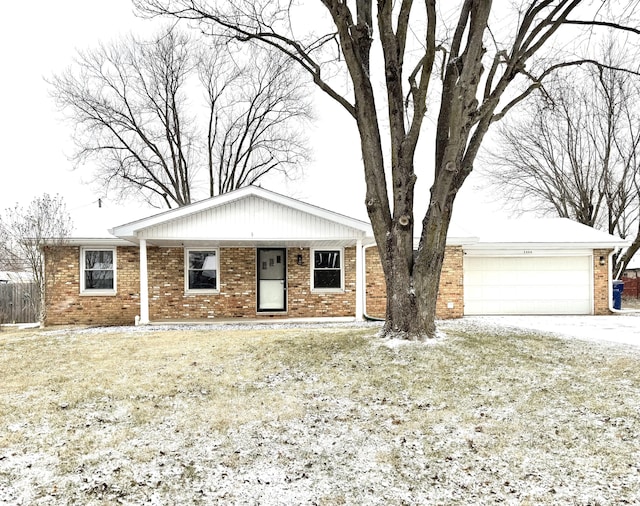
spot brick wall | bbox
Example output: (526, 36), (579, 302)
(45, 246), (140, 326)
(146, 246), (356, 320)
(365, 247), (386, 318)
(46, 244), (612, 325)
(45, 245), (357, 325)
(147, 247), (256, 320)
(287, 247), (356, 318)
(436, 247), (464, 318)
(593, 249), (613, 315)
(364, 245), (464, 320)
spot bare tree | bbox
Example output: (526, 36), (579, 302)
(135, 1), (640, 338)
(485, 42), (640, 277)
(49, 25), (311, 209)
(0, 194), (73, 325)
(200, 46), (310, 195)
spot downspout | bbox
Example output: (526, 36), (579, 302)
(608, 247), (623, 314)
(355, 238), (363, 321)
(362, 243), (385, 321)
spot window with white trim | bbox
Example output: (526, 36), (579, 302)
(312, 249), (343, 290)
(80, 248), (116, 294)
(185, 249), (219, 292)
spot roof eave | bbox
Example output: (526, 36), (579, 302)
(464, 240), (630, 250)
(52, 237), (138, 247)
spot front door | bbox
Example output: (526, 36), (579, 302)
(257, 248), (286, 312)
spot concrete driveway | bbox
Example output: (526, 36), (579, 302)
(462, 310), (640, 347)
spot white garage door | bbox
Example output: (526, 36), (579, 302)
(463, 255), (592, 315)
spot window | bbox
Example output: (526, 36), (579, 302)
(312, 249), (343, 290)
(186, 249), (219, 292)
(81, 248), (116, 294)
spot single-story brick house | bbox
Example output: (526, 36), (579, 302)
(43, 186), (628, 326)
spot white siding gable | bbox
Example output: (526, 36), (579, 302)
(138, 195), (365, 241)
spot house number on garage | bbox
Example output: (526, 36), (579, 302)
(523, 250), (533, 254)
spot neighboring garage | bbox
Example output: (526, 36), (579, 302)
(460, 218), (629, 316)
(463, 253), (592, 315)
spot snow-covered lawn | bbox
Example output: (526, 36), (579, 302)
(1, 320), (640, 505)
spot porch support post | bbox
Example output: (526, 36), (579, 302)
(139, 238), (150, 325)
(355, 238), (364, 321)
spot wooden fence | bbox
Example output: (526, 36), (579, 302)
(621, 275), (639, 299)
(0, 283), (40, 324)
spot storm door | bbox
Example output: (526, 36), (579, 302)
(257, 248), (286, 312)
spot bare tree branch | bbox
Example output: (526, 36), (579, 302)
(0, 194), (73, 325)
(565, 18), (640, 35)
(484, 42), (640, 275)
(49, 25), (312, 208)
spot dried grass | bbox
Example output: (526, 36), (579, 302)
(1, 322), (640, 504)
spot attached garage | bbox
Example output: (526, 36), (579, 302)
(460, 218), (630, 316)
(463, 253), (592, 315)
(365, 217), (627, 319)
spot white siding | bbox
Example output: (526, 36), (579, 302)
(139, 196), (361, 241)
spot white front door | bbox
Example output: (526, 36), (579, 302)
(258, 248), (286, 311)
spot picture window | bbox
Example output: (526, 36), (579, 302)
(186, 249), (219, 292)
(80, 248), (116, 294)
(312, 249), (343, 290)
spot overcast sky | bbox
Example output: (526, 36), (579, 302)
(0, 0), (500, 235)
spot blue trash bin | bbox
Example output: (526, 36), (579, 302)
(613, 280), (624, 310)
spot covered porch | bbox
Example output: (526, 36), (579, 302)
(108, 187), (376, 325)
(133, 239), (368, 324)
